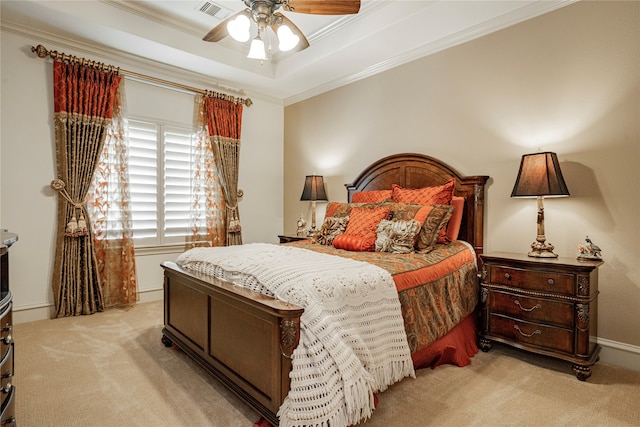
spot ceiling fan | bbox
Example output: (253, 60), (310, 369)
(203, 0), (361, 60)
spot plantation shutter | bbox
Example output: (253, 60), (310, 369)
(128, 120), (158, 241)
(164, 127), (193, 238)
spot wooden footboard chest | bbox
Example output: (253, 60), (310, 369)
(161, 261), (303, 425)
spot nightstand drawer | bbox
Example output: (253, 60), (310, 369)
(490, 266), (574, 295)
(489, 290), (574, 328)
(489, 314), (574, 354)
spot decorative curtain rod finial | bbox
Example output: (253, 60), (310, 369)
(32, 44), (49, 58)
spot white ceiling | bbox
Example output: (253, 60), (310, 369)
(1, 0), (574, 104)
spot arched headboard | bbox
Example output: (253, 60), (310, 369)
(345, 153), (489, 256)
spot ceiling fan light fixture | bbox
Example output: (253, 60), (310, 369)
(227, 13), (251, 42)
(247, 34), (268, 60)
(276, 24), (299, 52)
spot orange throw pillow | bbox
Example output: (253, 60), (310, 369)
(333, 234), (375, 252)
(333, 206), (391, 252)
(391, 178), (456, 206)
(443, 196), (465, 243)
(351, 190), (392, 203)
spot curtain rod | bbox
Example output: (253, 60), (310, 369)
(31, 44), (252, 107)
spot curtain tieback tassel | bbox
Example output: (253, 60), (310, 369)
(228, 205), (242, 233)
(51, 179), (89, 238)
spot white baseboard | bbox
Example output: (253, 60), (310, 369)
(137, 287), (164, 303)
(14, 303), (55, 323)
(598, 337), (640, 372)
(13, 287), (164, 324)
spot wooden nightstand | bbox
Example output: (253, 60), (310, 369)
(278, 235), (309, 244)
(478, 252), (603, 381)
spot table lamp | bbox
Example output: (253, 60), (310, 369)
(300, 175), (328, 236)
(511, 152), (570, 258)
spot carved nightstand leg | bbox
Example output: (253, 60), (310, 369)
(161, 334), (173, 348)
(572, 364), (592, 381)
(479, 337), (493, 352)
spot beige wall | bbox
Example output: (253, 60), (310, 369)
(285, 0), (640, 353)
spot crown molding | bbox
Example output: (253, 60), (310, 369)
(283, 0), (578, 106)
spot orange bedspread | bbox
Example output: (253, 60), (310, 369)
(287, 240), (479, 368)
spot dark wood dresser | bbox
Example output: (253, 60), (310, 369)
(478, 252), (602, 381)
(0, 232), (17, 426)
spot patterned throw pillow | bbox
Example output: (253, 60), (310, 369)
(375, 219), (422, 254)
(326, 201), (423, 221)
(332, 206), (391, 252)
(312, 216), (349, 245)
(324, 202), (379, 218)
(415, 204), (455, 253)
(378, 202), (430, 221)
(391, 178), (456, 206)
(351, 190), (392, 203)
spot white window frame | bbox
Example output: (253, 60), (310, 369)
(127, 117), (199, 249)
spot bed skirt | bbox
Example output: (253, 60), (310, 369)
(411, 313), (479, 369)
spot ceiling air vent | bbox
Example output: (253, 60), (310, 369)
(197, 1), (233, 20)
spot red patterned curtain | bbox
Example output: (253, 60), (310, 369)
(50, 60), (121, 317)
(204, 96), (244, 246)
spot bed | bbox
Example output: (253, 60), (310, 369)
(161, 153), (489, 426)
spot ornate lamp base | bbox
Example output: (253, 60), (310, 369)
(528, 240), (558, 258)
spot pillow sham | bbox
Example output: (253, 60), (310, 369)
(333, 206), (391, 252)
(375, 219), (422, 254)
(391, 178), (456, 206)
(443, 196), (465, 243)
(351, 189), (392, 203)
(415, 204), (455, 253)
(312, 216), (349, 245)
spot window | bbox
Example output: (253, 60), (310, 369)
(127, 119), (201, 246)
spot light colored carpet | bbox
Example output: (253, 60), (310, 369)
(15, 300), (640, 426)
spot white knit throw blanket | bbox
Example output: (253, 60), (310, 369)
(176, 243), (415, 427)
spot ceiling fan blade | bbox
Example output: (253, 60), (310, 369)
(271, 12), (310, 52)
(284, 0), (361, 15)
(203, 9), (250, 42)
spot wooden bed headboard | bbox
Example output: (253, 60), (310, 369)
(345, 153), (489, 256)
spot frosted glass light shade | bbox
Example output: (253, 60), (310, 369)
(247, 36), (267, 60)
(277, 25), (299, 52)
(227, 14), (251, 42)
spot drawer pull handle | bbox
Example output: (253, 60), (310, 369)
(504, 273), (511, 280)
(548, 278), (555, 285)
(514, 300), (542, 312)
(514, 324), (542, 338)
(1, 325), (11, 345)
(1, 372), (11, 394)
